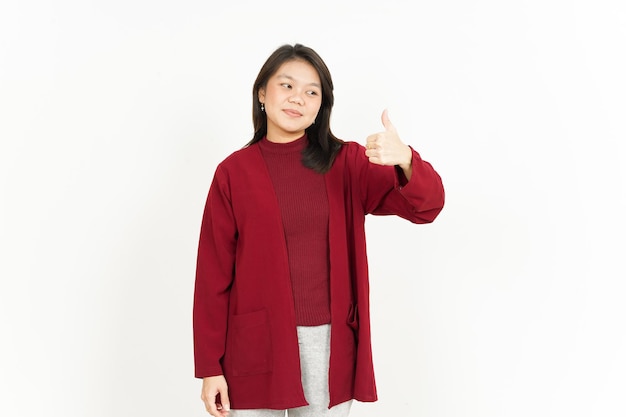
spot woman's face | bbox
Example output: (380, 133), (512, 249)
(259, 59), (322, 143)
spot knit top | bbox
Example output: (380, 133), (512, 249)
(258, 135), (331, 326)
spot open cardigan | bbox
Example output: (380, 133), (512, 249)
(193, 139), (445, 409)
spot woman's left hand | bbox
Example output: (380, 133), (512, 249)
(365, 109), (413, 172)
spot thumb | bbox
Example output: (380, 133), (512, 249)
(381, 108), (396, 132)
(220, 387), (231, 411)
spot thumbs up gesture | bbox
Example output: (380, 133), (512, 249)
(365, 109), (413, 171)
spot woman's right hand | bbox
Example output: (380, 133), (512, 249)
(201, 375), (231, 416)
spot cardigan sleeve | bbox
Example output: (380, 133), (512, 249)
(193, 164), (237, 378)
(353, 143), (445, 223)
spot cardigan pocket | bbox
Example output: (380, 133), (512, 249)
(229, 309), (272, 376)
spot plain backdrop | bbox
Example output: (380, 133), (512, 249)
(1, 1), (625, 416)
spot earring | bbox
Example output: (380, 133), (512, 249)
(260, 103), (265, 112)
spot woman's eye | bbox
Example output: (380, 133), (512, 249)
(307, 91), (319, 96)
(281, 83), (292, 89)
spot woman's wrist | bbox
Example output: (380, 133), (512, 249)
(397, 145), (413, 171)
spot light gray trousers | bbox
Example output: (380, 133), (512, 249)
(230, 324), (352, 417)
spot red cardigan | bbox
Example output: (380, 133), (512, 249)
(193, 140), (445, 409)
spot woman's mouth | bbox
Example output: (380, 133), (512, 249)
(283, 109), (302, 117)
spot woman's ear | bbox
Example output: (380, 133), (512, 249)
(258, 88), (265, 104)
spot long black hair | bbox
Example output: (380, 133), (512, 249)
(247, 43), (343, 174)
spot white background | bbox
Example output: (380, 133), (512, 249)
(1, 1), (625, 416)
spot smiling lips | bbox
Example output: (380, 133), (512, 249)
(283, 109), (302, 117)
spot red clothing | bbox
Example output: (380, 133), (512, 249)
(258, 136), (331, 325)
(193, 139), (445, 409)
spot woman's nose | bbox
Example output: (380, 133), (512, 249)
(288, 94), (304, 105)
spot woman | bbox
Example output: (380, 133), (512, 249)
(193, 43), (445, 417)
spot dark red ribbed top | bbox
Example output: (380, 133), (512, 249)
(258, 135), (331, 326)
